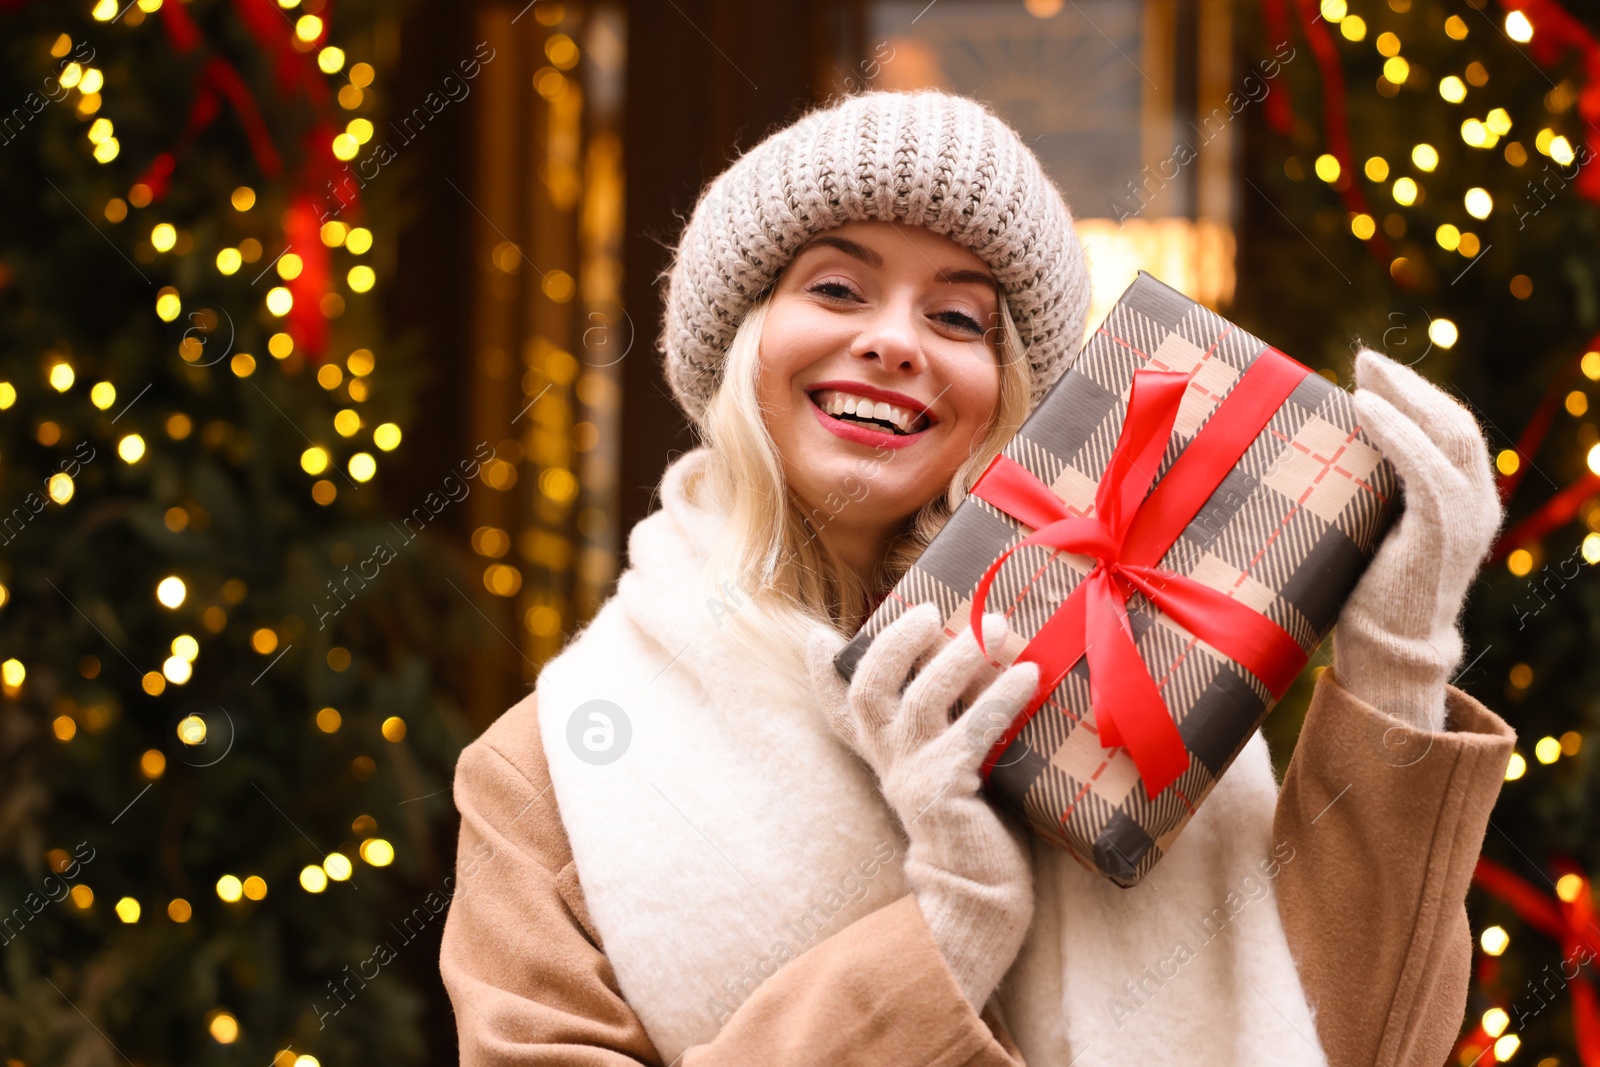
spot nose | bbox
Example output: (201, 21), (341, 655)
(849, 297), (926, 373)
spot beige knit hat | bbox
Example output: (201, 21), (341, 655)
(657, 88), (1093, 430)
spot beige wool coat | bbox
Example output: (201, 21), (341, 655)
(439, 666), (1515, 1066)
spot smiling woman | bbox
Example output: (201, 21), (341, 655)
(440, 86), (1515, 1067)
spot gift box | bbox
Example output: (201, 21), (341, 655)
(833, 271), (1399, 887)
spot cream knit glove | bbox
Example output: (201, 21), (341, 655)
(806, 602), (1042, 1013)
(1331, 348), (1504, 732)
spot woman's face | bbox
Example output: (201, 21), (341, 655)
(757, 220), (1005, 543)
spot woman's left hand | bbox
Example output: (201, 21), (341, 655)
(1330, 348), (1504, 732)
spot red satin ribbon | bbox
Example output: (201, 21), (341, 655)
(967, 350), (1312, 797)
(1471, 857), (1600, 1063)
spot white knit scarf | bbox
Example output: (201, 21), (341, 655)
(536, 448), (1328, 1066)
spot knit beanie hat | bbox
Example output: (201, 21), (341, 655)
(657, 88), (1094, 430)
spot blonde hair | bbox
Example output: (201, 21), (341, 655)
(678, 284), (1035, 687)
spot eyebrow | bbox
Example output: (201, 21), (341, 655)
(797, 235), (997, 289)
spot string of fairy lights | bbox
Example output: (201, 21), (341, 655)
(1285, 2), (1599, 1062)
(13, 3), (421, 1063)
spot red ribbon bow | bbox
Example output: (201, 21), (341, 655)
(967, 352), (1313, 797)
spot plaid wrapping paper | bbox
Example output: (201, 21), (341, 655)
(833, 271), (1399, 887)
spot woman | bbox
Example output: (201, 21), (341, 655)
(439, 89), (1515, 1066)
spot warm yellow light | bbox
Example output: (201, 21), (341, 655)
(156, 287), (182, 322)
(1459, 232), (1481, 257)
(301, 446), (330, 475)
(1427, 320), (1457, 350)
(177, 714), (207, 745)
(1392, 176), (1418, 205)
(1439, 75), (1467, 103)
(1537, 127), (1556, 154)
(0, 382), (15, 409)
(141, 749), (167, 779)
(345, 227), (372, 254)
(1557, 873), (1586, 902)
(1480, 926), (1509, 955)
(1351, 213), (1376, 240)
(91, 0), (117, 21)
(1364, 156), (1389, 181)
(1586, 535), (1600, 564)
(1341, 15), (1366, 40)
(360, 838), (395, 866)
(251, 628), (278, 655)
(118, 434), (146, 463)
(157, 575), (187, 608)
(1535, 736), (1562, 763)
(332, 133), (359, 161)
(1412, 144), (1438, 171)
(349, 62), (375, 87)
(231, 186), (256, 211)
(216, 247), (242, 275)
(347, 118), (373, 144)
(1436, 223), (1461, 251)
(151, 223), (176, 252)
(349, 452), (377, 482)
(209, 1011), (240, 1044)
(47, 473), (74, 504)
(1551, 135), (1576, 166)
(78, 68), (104, 94)
(348, 265), (375, 292)
(334, 409), (361, 437)
(1495, 449), (1520, 475)
(316, 706), (342, 732)
(1506, 10), (1533, 43)
(266, 286), (293, 316)
(167, 897), (191, 922)
(49, 361), (75, 391)
(216, 874), (243, 902)
(162, 655), (192, 685)
(1505, 752), (1527, 779)
(87, 117), (112, 144)
(300, 865), (329, 893)
(317, 46), (346, 73)
(1587, 440), (1600, 473)
(1494, 1033), (1520, 1061)
(1483, 1007), (1510, 1038)
(295, 14), (323, 41)
(1376, 31), (1402, 57)
(242, 875), (267, 900)
(277, 252), (304, 280)
(381, 716), (407, 742)
(115, 897), (141, 923)
(1383, 56), (1410, 84)
(324, 853), (353, 881)
(1465, 187), (1493, 218)
(1314, 154), (1341, 183)
(374, 422), (402, 450)
(71, 885), (93, 909)
(1485, 108), (1512, 136)
(53, 715), (76, 741)
(92, 136), (119, 163)
(1462, 119), (1489, 147)
(1445, 14), (1468, 39)
(2, 660), (25, 689)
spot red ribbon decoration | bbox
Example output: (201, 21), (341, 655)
(967, 351), (1313, 798)
(1466, 857), (1600, 1064)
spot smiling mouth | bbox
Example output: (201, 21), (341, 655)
(807, 388), (932, 436)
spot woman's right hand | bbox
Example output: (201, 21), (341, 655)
(805, 602), (1042, 1013)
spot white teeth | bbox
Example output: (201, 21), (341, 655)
(811, 389), (928, 434)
